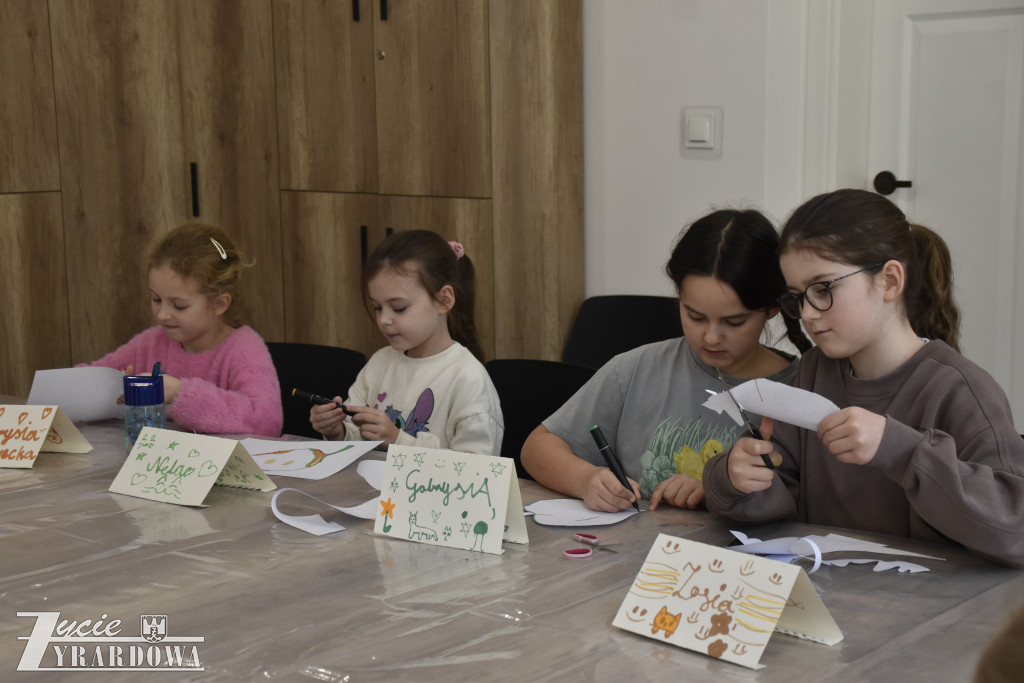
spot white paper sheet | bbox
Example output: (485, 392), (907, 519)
(524, 498), (639, 526)
(357, 459), (386, 490)
(241, 438), (382, 480)
(703, 378), (840, 431)
(729, 531), (944, 573)
(28, 367), (124, 422)
(271, 487), (379, 536)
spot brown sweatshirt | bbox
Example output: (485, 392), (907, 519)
(703, 341), (1024, 567)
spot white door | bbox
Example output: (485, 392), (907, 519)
(867, 0), (1024, 432)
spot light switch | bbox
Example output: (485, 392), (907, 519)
(685, 114), (713, 147)
(681, 106), (723, 159)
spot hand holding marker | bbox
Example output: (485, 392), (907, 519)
(590, 425), (640, 512)
(291, 388), (355, 417)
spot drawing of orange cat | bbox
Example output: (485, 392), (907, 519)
(651, 605), (682, 639)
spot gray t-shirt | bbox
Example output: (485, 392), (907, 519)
(543, 338), (798, 498)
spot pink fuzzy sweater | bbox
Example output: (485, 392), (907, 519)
(90, 325), (282, 436)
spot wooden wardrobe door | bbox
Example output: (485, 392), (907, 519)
(0, 0), (59, 193)
(379, 196), (495, 360)
(373, 0), (491, 198)
(281, 191), (384, 357)
(274, 0), (378, 193)
(51, 0), (187, 363)
(178, 0), (283, 342)
(490, 0), (584, 359)
(0, 194), (68, 396)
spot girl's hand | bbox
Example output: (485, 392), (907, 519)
(348, 405), (401, 445)
(727, 417), (778, 494)
(310, 396), (348, 439)
(818, 407), (885, 465)
(116, 367), (179, 404)
(582, 468), (641, 512)
(649, 474), (704, 510)
(158, 374), (181, 403)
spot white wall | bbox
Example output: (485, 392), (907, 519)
(583, 0), (814, 296)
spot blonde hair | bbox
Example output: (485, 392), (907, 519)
(148, 223), (246, 326)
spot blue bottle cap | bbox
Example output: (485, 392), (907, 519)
(123, 375), (165, 406)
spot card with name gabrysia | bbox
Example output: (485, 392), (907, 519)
(373, 444), (529, 554)
(109, 427), (276, 506)
(613, 534), (842, 670)
(0, 405), (92, 468)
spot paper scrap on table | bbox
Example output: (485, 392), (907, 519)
(271, 488), (378, 535)
(703, 378), (839, 431)
(613, 534), (843, 670)
(524, 498), (639, 526)
(730, 531), (943, 573)
(357, 459), (386, 490)
(241, 438), (382, 480)
(27, 367), (124, 422)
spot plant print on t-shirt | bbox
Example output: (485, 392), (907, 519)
(638, 417), (741, 498)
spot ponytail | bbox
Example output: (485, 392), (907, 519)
(446, 253), (484, 361)
(905, 224), (961, 352)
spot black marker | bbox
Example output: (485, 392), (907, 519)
(291, 388), (355, 417)
(590, 425), (640, 512)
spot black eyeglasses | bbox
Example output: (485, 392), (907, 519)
(778, 263), (884, 320)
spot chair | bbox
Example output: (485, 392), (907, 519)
(266, 342), (368, 439)
(562, 295), (682, 369)
(485, 358), (597, 479)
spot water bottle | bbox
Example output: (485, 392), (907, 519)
(124, 374), (165, 455)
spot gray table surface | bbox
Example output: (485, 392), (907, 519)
(1, 419), (1021, 682)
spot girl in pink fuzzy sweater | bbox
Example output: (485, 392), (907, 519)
(89, 223), (282, 436)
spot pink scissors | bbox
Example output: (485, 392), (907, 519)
(563, 532), (620, 558)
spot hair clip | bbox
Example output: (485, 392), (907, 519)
(448, 241), (465, 260)
(210, 238), (228, 260)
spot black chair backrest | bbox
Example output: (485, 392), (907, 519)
(266, 342), (368, 438)
(485, 358), (597, 479)
(563, 295), (682, 370)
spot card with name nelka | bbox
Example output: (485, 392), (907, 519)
(373, 444), (529, 554)
(109, 427), (276, 506)
(0, 405), (92, 468)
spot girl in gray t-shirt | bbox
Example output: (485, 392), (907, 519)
(522, 208), (809, 512)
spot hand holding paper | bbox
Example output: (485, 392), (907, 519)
(703, 378), (839, 431)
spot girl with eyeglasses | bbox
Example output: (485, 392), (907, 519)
(703, 189), (1024, 567)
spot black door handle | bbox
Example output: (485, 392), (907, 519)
(873, 171), (912, 195)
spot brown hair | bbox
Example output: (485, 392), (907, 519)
(779, 189), (960, 351)
(362, 230), (484, 361)
(148, 223), (246, 327)
(666, 208), (811, 353)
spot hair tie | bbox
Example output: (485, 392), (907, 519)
(448, 241), (465, 260)
(210, 238), (228, 260)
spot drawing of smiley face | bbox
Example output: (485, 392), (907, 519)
(661, 540), (681, 555)
(769, 572), (784, 586)
(709, 558), (725, 573)
(625, 605), (648, 623)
